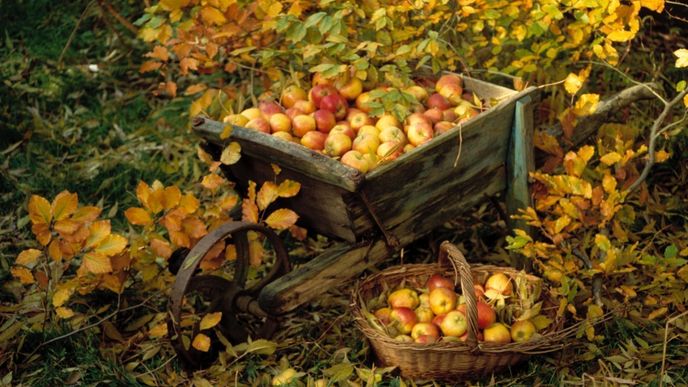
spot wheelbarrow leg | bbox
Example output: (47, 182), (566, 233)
(506, 95), (535, 270)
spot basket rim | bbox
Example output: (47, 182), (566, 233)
(351, 258), (582, 355)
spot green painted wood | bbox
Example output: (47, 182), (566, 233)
(506, 96), (535, 270)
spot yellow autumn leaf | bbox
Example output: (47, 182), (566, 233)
(86, 220), (111, 249)
(184, 83), (207, 96)
(149, 322), (169, 338)
(641, 0), (664, 12)
(674, 48), (688, 68)
(573, 93), (599, 116)
(139, 60), (162, 73)
(595, 233), (611, 251)
(11, 266), (34, 284)
(654, 150), (670, 163)
(607, 30), (635, 42)
(81, 252), (113, 274)
(48, 240), (63, 261)
(159, 0), (190, 11)
(600, 152), (622, 165)
(51, 191), (78, 221)
(271, 164), (281, 176)
(54, 219), (80, 235)
(265, 209), (299, 230)
(200, 6), (226, 25)
(150, 238), (173, 259)
(124, 207), (153, 226)
(28, 195), (52, 225)
(179, 193), (200, 214)
(563, 72), (583, 95)
(53, 286), (74, 307)
(94, 234), (128, 256)
(684, 93), (688, 108)
(602, 174), (617, 194)
(220, 142), (241, 165)
(241, 199), (258, 224)
(56, 307), (75, 319)
(192, 333), (211, 352)
(16, 249), (42, 267)
(277, 180), (301, 198)
(163, 186), (182, 210)
(201, 173), (226, 192)
(200, 312), (223, 330)
(648, 306), (668, 320)
(70, 206), (101, 223)
(554, 215), (571, 234)
(257, 182), (279, 211)
(136, 181), (151, 209)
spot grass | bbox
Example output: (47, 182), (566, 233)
(1, 1), (688, 386)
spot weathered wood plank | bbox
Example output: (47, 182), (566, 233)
(193, 117), (363, 192)
(258, 239), (390, 314)
(228, 156), (359, 242)
(506, 96), (535, 270)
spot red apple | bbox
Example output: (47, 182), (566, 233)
(439, 83), (464, 105)
(357, 125), (379, 138)
(259, 100), (282, 118)
(352, 133), (380, 154)
(442, 108), (458, 122)
(378, 126), (406, 145)
(459, 331), (484, 342)
(324, 132), (352, 157)
(293, 99), (316, 114)
(414, 306), (434, 323)
(476, 301), (496, 329)
(347, 110), (373, 131)
(411, 322), (440, 340)
(362, 153), (378, 171)
(272, 131), (294, 142)
(485, 272), (513, 296)
(387, 288), (420, 309)
(427, 93), (451, 110)
(309, 84), (337, 108)
(330, 124), (355, 140)
(375, 114), (401, 131)
(440, 310), (468, 337)
(374, 307), (392, 325)
(355, 92), (374, 113)
(435, 74), (463, 92)
(312, 72), (332, 87)
(406, 121), (434, 146)
(281, 85), (307, 108)
(415, 335), (439, 344)
(300, 131), (327, 151)
(245, 117), (271, 134)
(284, 107), (303, 120)
(510, 320), (536, 343)
(426, 274), (454, 292)
(292, 114), (316, 137)
(483, 322), (511, 344)
(404, 85), (429, 103)
(474, 284), (486, 299)
(313, 109), (336, 133)
(429, 287), (457, 315)
(423, 107), (443, 124)
(432, 313), (446, 327)
(390, 307), (418, 334)
(240, 107), (262, 121)
(269, 113), (292, 133)
(320, 93), (348, 119)
(434, 121), (454, 136)
(376, 141), (403, 160)
(337, 77), (363, 100)
(340, 150), (370, 173)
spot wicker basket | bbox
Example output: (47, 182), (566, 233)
(352, 241), (580, 381)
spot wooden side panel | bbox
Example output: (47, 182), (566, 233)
(362, 88), (538, 243)
(193, 117), (363, 192)
(228, 156), (358, 242)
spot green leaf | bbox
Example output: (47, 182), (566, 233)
(323, 363), (354, 382)
(244, 339), (277, 355)
(664, 245), (678, 259)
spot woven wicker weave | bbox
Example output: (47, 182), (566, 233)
(352, 241), (582, 381)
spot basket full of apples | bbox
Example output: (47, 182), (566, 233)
(352, 241), (578, 381)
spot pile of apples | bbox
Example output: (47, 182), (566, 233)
(370, 272), (537, 345)
(222, 73), (482, 173)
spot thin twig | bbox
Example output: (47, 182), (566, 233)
(97, 0), (138, 34)
(627, 88), (688, 192)
(659, 311), (688, 387)
(58, 0), (96, 66)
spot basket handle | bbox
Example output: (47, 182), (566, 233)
(439, 241), (480, 350)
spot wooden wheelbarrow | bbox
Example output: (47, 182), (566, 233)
(168, 76), (537, 368)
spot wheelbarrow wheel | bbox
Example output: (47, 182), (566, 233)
(167, 221), (290, 369)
